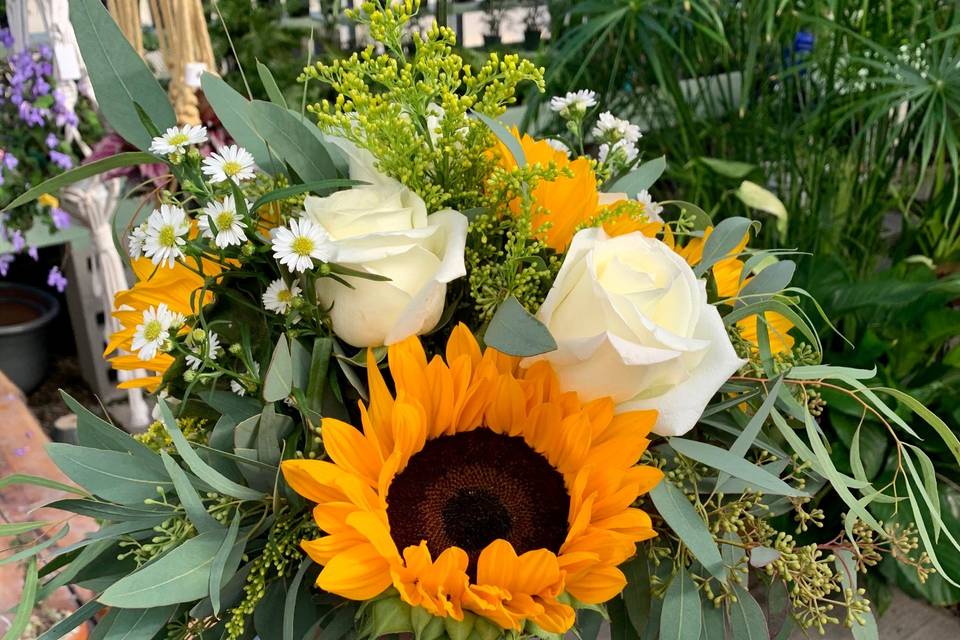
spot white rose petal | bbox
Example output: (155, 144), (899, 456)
(306, 138), (468, 347)
(526, 227), (745, 436)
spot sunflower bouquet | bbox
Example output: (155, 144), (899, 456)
(4, 2), (960, 640)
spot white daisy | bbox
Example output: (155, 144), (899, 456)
(592, 111), (642, 144)
(128, 223), (147, 259)
(149, 124), (208, 156)
(230, 380), (246, 396)
(202, 145), (256, 183)
(636, 189), (664, 221)
(549, 89), (597, 116)
(271, 217), (334, 273)
(142, 204), (190, 268)
(186, 331), (221, 370)
(199, 196), (249, 249)
(131, 303), (180, 361)
(262, 279), (302, 314)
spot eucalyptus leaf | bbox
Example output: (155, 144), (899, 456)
(264, 335), (293, 402)
(0, 524), (70, 566)
(622, 555), (650, 636)
(485, 296), (557, 357)
(660, 566), (702, 640)
(728, 583), (769, 640)
(160, 451), (221, 534)
(37, 600), (104, 640)
(257, 60), (288, 108)
(694, 217), (752, 277)
(247, 100), (337, 181)
(210, 511), (243, 615)
(46, 444), (172, 504)
(2, 557), (37, 640)
(97, 605), (177, 640)
(700, 601), (726, 640)
(608, 155), (667, 195)
(69, 0), (175, 149)
(748, 546), (781, 568)
(650, 480), (726, 582)
(99, 530), (228, 607)
(284, 559), (314, 640)
(737, 260), (796, 304)
(46, 499), (170, 521)
(475, 112), (525, 167)
(201, 73), (280, 174)
(158, 402), (265, 501)
(669, 437), (807, 497)
(0, 473), (87, 496)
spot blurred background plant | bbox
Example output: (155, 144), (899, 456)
(531, 0), (960, 611)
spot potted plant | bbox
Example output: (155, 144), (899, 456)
(480, 0), (506, 47)
(522, 1), (545, 49)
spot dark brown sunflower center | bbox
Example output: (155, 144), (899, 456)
(387, 429), (569, 577)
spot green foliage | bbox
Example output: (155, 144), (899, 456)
(304, 0), (544, 211)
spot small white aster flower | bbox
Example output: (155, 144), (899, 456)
(142, 204), (190, 268)
(186, 331), (221, 370)
(592, 111), (642, 144)
(128, 223), (147, 259)
(598, 140), (638, 165)
(230, 380), (246, 396)
(271, 217), (334, 273)
(549, 90), (597, 116)
(202, 145), (256, 183)
(262, 279), (302, 314)
(131, 303), (180, 361)
(545, 138), (571, 156)
(149, 124), (208, 156)
(199, 195), (249, 249)
(636, 189), (664, 221)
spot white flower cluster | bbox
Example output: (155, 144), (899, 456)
(592, 111), (642, 171)
(549, 90), (597, 119)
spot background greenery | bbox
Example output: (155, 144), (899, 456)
(526, 0), (960, 611)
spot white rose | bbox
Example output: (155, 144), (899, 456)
(526, 227), (745, 436)
(305, 139), (468, 347)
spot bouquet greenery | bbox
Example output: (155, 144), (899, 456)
(3, 2), (959, 640)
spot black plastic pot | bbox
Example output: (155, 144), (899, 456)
(0, 283), (59, 392)
(523, 29), (542, 49)
(483, 34), (502, 48)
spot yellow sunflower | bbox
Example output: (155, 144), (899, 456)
(496, 130), (600, 252)
(282, 324), (662, 633)
(104, 257), (219, 391)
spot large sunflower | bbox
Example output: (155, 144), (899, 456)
(282, 324), (662, 633)
(104, 257), (219, 390)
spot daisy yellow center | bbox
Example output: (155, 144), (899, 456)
(223, 160), (243, 176)
(387, 429), (569, 578)
(277, 289), (293, 302)
(168, 133), (189, 146)
(158, 225), (177, 248)
(142, 319), (164, 341)
(215, 211), (235, 230)
(291, 236), (315, 257)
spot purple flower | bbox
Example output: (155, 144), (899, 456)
(0, 29), (14, 49)
(27, 245), (38, 260)
(45, 133), (59, 149)
(51, 208), (71, 229)
(47, 266), (67, 292)
(2, 152), (18, 171)
(33, 77), (51, 97)
(11, 230), (25, 252)
(49, 150), (73, 170)
(0, 254), (12, 277)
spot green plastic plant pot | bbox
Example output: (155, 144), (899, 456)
(0, 283), (60, 393)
